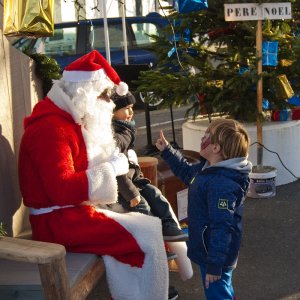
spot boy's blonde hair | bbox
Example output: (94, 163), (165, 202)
(208, 119), (250, 159)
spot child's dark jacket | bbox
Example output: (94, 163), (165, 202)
(161, 146), (252, 276)
(113, 120), (150, 202)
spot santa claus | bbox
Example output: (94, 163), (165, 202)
(18, 50), (169, 299)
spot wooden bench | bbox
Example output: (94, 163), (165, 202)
(0, 237), (105, 300)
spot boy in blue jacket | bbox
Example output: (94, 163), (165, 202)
(156, 118), (252, 300)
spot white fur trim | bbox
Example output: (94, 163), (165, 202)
(166, 201), (193, 281)
(98, 209), (169, 300)
(127, 149), (138, 164)
(116, 81), (128, 96)
(86, 162), (118, 204)
(47, 82), (84, 124)
(168, 241), (193, 281)
(63, 68), (108, 82)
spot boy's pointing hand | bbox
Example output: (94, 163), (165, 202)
(156, 130), (169, 151)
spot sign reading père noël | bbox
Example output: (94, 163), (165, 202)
(224, 2), (292, 21)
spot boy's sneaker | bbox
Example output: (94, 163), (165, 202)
(166, 250), (177, 260)
(163, 223), (189, 242)
(168, 286), (179, 300)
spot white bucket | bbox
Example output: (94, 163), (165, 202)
(247, 166), (277, 198)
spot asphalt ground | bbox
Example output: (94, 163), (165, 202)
(133, 105), (188, 155)
(166, 179), (300, 300)
(89, 107), (300, 299)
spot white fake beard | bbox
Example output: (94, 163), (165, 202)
(71, 84), (116, 164)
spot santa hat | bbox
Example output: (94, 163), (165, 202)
(62, 50), (128, 96)
(112, 91), (136, 111)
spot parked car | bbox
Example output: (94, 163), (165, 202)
(13, 12), (169, 108)
(13, 12), (168, 68)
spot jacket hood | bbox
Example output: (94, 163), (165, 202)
(24, 97), (73, 130)
(213, 157), (252, 174)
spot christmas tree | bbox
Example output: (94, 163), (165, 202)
(136, 0), (300, 122)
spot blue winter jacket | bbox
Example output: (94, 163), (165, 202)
(161, 146), (252, 276)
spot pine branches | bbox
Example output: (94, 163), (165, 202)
(136, 0), (300, 122)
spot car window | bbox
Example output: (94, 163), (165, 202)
(13, 38), (34, 52)
(33, 27), (77, 56)
(91, 23), (128, 52)
(131, 22), (162, 46)
(12, 15), (168, 68)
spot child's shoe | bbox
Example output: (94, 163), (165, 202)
(168, 286), (179, 300)
(163, 223), (188, 242)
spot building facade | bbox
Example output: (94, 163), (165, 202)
(54, 0), (171, 23)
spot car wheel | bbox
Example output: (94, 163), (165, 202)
(139, 92), (164, 107)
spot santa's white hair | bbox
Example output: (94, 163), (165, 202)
(48, 79), (116, 165)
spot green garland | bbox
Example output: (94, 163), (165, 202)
(0, 222), (7, 237)
(29, 53), (62, 97)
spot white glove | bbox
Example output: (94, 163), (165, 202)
(128, 149), (138, 164)
(109, 148), (129, 176)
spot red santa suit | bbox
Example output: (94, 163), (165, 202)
(18, 51), (168, 299)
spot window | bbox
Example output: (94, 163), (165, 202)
(12, 38), (34, 53)
(91, 23), (128, 52)
(131, 22), (162, 46)
(33, 27), (77, 56)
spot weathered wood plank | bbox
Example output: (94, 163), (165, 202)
(71, 258), (105, 300)
(0, 252), (103, 299)
(39, 257), (71, 300)
(0, 237), (66, 264)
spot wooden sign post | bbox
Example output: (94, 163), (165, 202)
(224, 2), (292, 167)
(256, 19), (263, 167)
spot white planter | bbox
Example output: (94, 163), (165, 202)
(182, 116), (300, 186)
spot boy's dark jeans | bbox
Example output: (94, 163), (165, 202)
(118, 184), (176, 225)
